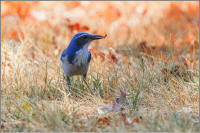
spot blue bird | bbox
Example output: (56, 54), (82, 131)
(61, 32), (106, 85)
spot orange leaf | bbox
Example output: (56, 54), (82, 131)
(89, 48), (105, 61)
(108, 51), (118, 64)
(81, 26), (90, 32)
(9, 30), (24, 41)
(68, 23), (80, 31)
(132, 117), (140, 123)
(10, 30), (17, 39)
(16, 5), (30, 18)
(68, 23), (89, 32)
(142, 8), (148, 16)
(38, 98), (41, 102)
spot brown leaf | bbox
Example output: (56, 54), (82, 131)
(1, 124), (5, 132)
(97, 117), (111, 128)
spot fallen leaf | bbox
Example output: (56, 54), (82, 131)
(132, 117), (140, 123)
(1, 124), (5, 132)
(108, 51), (118, 64)
(121, 113), (131, 125)
(97, 117), (111, 128)
(120, 90), (126, 98)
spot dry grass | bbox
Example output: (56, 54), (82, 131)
(1, 1), (199, 132)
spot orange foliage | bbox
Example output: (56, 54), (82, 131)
(9, 30), (24, 41)
(163, 2), (199, 21)
(65, 1), (81, 9)
(3, 1), (39, 19)
(97, 4), (121, 23)
(2, 1), (199, 64)
(187, 3), (199, 16)
(163, 3), (184, 20)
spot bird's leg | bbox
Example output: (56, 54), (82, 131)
(83, 74), (90, 88)
(66, 76), (71, 85)
(82, 74), (87, 84)
(83, 74), (87, 81)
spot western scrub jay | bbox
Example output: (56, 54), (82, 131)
(60, 32), (106, 85)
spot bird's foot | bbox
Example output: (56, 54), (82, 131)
(82, 74), (90, 88)
(66, 76), (71, 86)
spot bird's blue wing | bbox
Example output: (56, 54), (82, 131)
(61, 49), (76, 64)
(67, 55), (76, 64)
(88, 51), (92, 63)
(60, 49), (67, 62)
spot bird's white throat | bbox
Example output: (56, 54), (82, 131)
(74, 43), (90, 66)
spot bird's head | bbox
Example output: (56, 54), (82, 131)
(66, 32), (107, 55)
(72, 32), (106, 46)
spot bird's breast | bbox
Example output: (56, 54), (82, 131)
(73, 47), (90, 66)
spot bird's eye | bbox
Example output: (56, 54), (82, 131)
(83, 36), (87, 39)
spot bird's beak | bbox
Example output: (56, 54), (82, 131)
(91, 34), (107, 40)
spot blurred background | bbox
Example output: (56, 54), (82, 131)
(2, 1), (199, 56)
